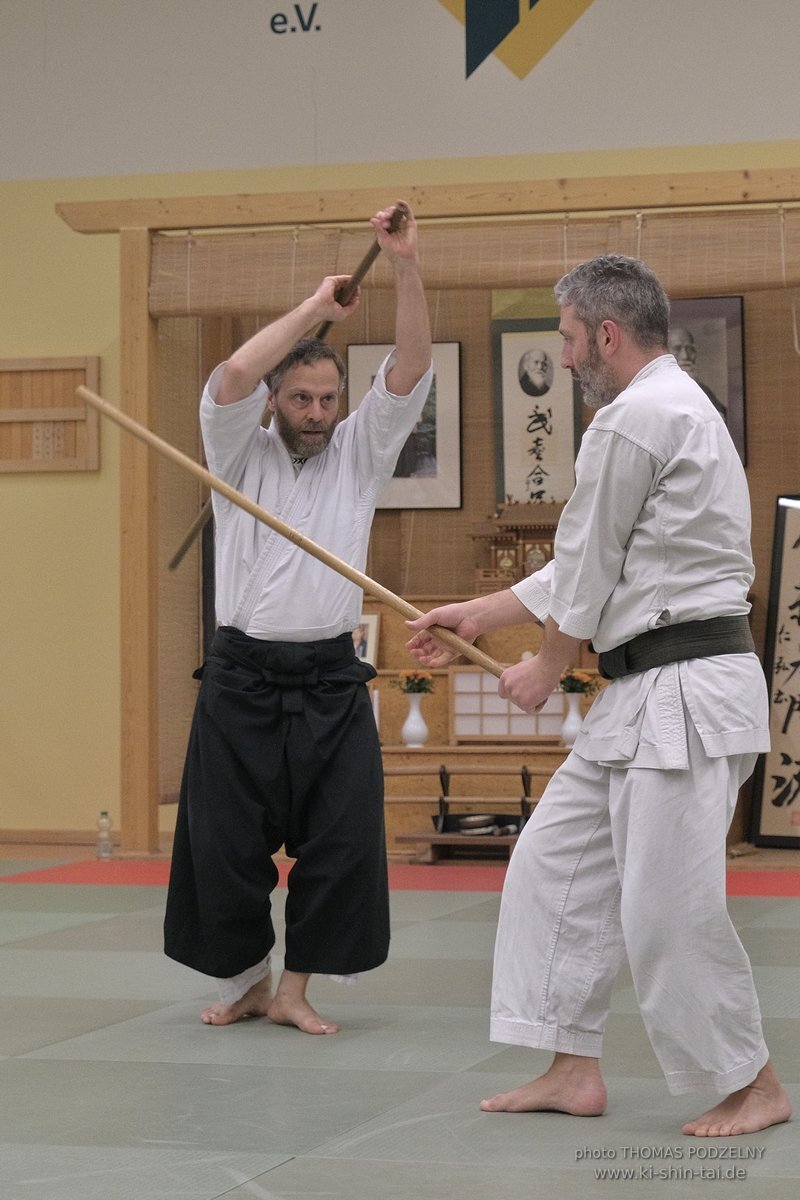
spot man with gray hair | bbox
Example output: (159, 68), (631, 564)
(518, 346), (553, 396)
(407, 254), (790, 1136)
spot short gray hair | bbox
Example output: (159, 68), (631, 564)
(554, 254), (669, 350)
(264, 337), (346, 394)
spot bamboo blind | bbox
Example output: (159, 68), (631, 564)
(149, 208), (800, 318)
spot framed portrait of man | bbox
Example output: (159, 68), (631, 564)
(668, 296), (746, 463)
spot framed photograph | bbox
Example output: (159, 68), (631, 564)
(750, 496), (800, 847)
(668, 296), (746, 464)
(351, 612), (380, 668)
(347, 342), (461, 509)
(491, 319), (583, 505)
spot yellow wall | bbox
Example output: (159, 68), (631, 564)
(2, 140), (799, 840)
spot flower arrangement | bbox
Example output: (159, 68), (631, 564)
(560, 667), (600, 695)
(391, 669), (434, 694)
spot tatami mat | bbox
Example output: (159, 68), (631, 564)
(0, 858), (797, 1200)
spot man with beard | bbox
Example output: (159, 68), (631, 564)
(518, 346), (553, 396)
(668, 325), (726, 417)
(406, 254), (790, 1137)
(164, 202), (432, 1034)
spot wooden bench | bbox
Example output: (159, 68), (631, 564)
(386, 763), (548, 862)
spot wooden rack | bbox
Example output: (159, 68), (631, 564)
(387, 762), (549, 862)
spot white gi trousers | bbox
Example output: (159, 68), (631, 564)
(490, 720), (769, 1096)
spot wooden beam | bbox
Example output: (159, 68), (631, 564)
(119, 227), (160, 853)
(55, 168), (800, 235)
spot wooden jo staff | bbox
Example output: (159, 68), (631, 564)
(168, 202), (410, 571)
(78, 385), (504, 680)
(313, 201), (409, 339)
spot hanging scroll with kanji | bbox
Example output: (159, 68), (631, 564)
(751, 495), (800, 846)
(492, 319), (582, 506)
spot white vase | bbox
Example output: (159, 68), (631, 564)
(401, 692), (429, 748)
(561, 691), (583, 748)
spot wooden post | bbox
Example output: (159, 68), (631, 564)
(119, 227), (160, 853)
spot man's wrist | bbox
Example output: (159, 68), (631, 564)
(299, 295), (327, 327)
(390, 255), (421, 278)
(469, 594), (503, 636)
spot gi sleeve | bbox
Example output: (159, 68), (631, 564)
(199, 362), (269, 488)
(349, 353), (433, 491)
(548, 426), (661, 640)
(511, 558), (554, 622)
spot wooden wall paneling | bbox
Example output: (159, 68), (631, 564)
(0, 356), (100, 472)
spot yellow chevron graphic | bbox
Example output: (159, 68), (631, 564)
(437, 0), (595, 79)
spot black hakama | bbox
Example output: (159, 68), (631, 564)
(164, 626), (389, 979)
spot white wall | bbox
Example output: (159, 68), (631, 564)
(2, 0), (799, 180)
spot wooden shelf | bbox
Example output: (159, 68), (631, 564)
(380, 744), (568, 859)
(396, 830), (518, 863)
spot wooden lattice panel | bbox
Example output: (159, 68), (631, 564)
(449, 666), (564, 742)
(0, 357), (100, 472)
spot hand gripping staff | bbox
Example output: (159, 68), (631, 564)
(78, 384), (504, 680)
(314, 200), (409, 339)
(168, 202), (410, 570)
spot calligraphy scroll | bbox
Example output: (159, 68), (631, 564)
(492, 319), (582, 506)
(751, 495), (800, 846)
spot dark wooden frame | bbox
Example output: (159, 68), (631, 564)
(750, 495), (800, 846)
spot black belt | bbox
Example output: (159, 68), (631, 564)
(596, 615), (755, 680)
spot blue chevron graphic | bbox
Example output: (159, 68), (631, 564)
(466, 0), (540, 77)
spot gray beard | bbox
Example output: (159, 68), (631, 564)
(576, 346), (618, 409)
(273, 408), (337, 457)
(580, 384), (615, 410)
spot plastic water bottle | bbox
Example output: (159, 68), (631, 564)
(96, 810), (113, 860)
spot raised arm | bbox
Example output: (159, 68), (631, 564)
(214, 275), (361, 406)
(371, 202), (432, 396)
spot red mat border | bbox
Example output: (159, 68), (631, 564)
(1, 859), (798, 896)
(0, 859), (506, 891)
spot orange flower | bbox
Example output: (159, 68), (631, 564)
(391, 669), (435, 694)
(560, 667), (599, 695)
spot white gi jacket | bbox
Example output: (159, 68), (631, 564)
(201, 353), (433, 641)
(512, 355), (770, 769)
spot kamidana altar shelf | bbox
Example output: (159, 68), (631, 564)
(470, 501), (564, 593)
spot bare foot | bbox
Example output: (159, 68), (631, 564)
(480, 1053), (607, 1117)
(200, 973), (272, 1026)
(682, 1062), (792, 1137)
(266, 968), (339, 1035)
